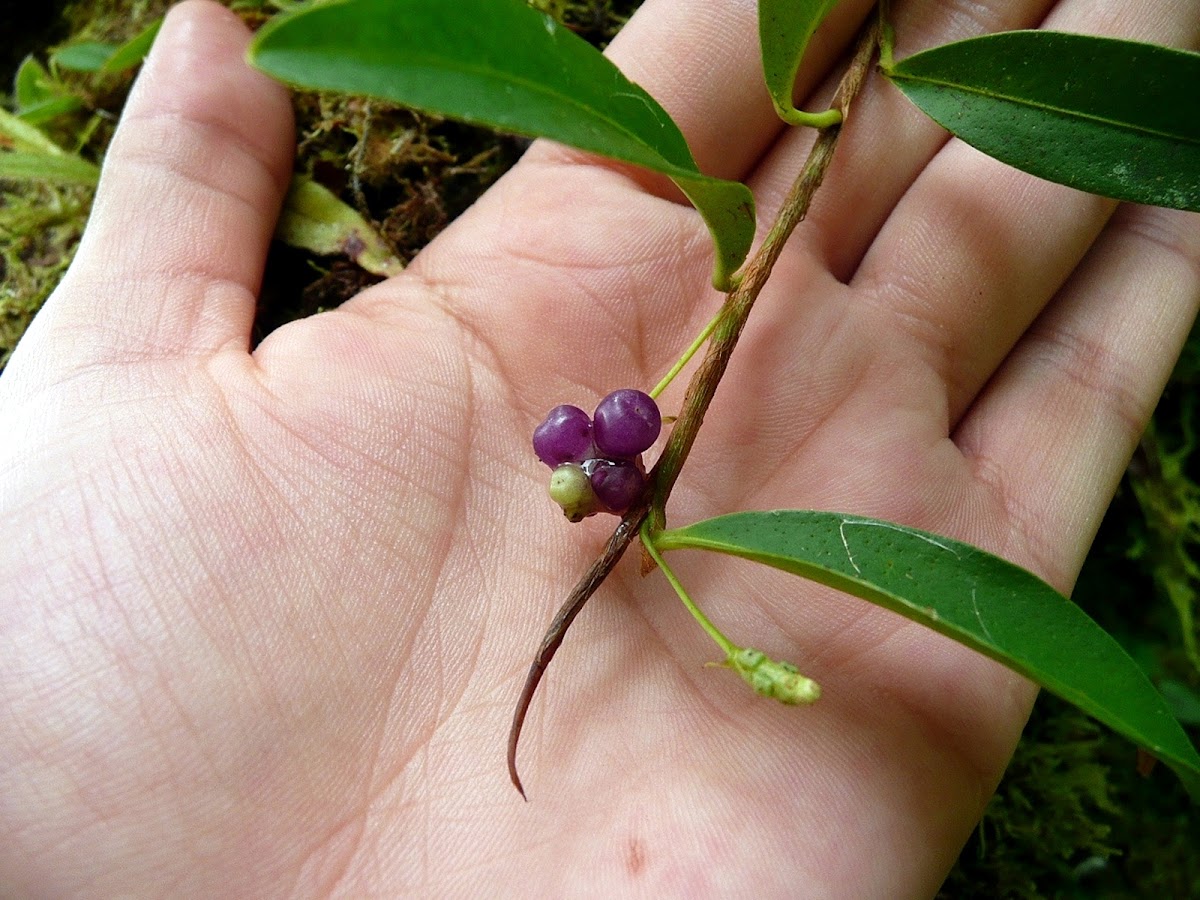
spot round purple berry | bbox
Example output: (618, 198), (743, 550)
(592, 389), (661, 459)
(590, 460), (645, 513)
(533, 405), (592, 468)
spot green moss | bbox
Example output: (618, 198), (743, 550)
(3, 1), (644, 363)
(1127, 360), (1200, 671)
(0, 183), (91, 367)
(528, 0), (635, 47)
(939, 696), (1119, 899)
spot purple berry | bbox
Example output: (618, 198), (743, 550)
(533, 405), (592, 467)
(592, 389), (661, 459)
(590, 460), (645, 513)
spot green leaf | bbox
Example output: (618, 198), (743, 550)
(16, 97), (85, 126)
(0, 151), (100, 186)
(1160, 680), (1200, 727)
(758, 0), (842, 127)
(15, 56), (56, 108)
(52, 42), (119, 73)
(14, 56), (84, 124)
(0, 108), (71, 156)
(100, 18), (163, 74)
(248, 0), (754, 290)
(0, 109), (100, 186)
(884, 31), (1200, 212)
(275, 175), (403, 276)
(43, 20), (160, 78)
(656, 510), (1200, 801)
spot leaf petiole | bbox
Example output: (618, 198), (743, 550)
(779, 107), (843, 129)
(641, 522), (821, 704)
(649, 306), (727, 400)
(641, 522), (735, 656)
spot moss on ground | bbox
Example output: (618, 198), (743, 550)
(0, 183), (88, 366)
(2, 2), (1197, 895)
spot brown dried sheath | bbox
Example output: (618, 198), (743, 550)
(507, 506), (648, 799)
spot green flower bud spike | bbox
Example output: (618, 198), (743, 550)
(548, 463), (599, 522)
(726, 647), (820, 704)
(640, 523), (821, 705)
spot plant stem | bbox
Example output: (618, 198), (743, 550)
(507, 508), (648, 799)
(877, 0), (896, 72)
(649, 22), (877, 525)
(646, 143), (837, 516)
(507, 13), (880, 799)
(640, 522), (736, 656)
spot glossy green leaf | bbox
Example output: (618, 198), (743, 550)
(276, 175), (403, 276)
(884, 31), (1200, 212)
(656, 510), (1200, 800)
(52, 42), (118, 73)
(758, 0), (842, 127)
(100, 18), (162, 74)
(248, 0), (754, 290)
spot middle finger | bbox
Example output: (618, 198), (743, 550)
(846, 0), (1199, 425)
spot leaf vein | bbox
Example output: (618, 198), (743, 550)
(889, 73), (1200, 146)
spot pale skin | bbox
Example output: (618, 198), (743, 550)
(1, 0), (1197, 895)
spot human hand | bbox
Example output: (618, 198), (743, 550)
(2, 0), (1197, 895)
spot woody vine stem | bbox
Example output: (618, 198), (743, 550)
(507, 14), (882, 799)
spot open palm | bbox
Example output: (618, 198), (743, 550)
(3, 0), (1197, 896)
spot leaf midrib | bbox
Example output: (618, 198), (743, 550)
(890, 70), (1200, 147)
(286, 45), (706, 177)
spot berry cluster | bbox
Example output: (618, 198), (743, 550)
(533, 389), (662, 521)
